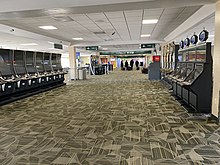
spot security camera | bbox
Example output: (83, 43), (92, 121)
(10, 29), (15, 32)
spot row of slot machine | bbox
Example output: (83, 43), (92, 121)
(162, 42), (179, 74)
(163, 29), (213, 113)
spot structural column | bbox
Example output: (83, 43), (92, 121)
(97, 51), (101, 64)
(68, 45), (77, 80)
(212, 0), (220, 120)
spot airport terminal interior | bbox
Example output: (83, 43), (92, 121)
(1, 0), (220, 164)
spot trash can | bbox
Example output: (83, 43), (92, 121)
(78, 68), (86, 80)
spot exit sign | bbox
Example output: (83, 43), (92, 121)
(141, 44), (155, 49)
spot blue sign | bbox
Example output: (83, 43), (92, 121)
(76, 52), (80, 59)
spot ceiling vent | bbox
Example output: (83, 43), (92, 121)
(104, 38), (113, 41)
(95, 19), (105, 23)
(94, 31), (106, 35)
(52, 16), (74, 22)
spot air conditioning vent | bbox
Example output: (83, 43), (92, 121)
(52, 16), (74, 22)
(94, 32), (106, 35)
(95, 19), (105, 23)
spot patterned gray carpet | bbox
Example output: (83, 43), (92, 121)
(0, 69), (220, 165)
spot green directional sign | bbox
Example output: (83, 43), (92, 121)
(86, 46), (99, 51)
(141, 44), (155, 49)
(100, 50), (152, 55)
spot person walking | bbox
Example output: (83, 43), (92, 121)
(135, 60), (139, 70)
(125, 60), (128, 70)
(130, 59), (134, 70)
(121, 60), (124, 69)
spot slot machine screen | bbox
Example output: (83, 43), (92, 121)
(188, 48), (196, 61)
(196, 45), (206, 62)
(178, 53), (183, 62)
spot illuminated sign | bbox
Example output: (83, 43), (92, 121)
(153, 56), (160, 62)
(199, 30), (209, 42)
(190, 35), (198, 45)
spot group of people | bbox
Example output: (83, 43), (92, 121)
(121, 59), (139, 70)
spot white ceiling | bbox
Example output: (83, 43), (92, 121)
(0, 0), (217, 53)
(0, 6), (201, 44)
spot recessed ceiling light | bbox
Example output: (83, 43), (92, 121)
(141, 34), (151, 37)
(142, 19), (158, 24)
(72, 38), (84, 40)
(39, 26), (57, 30)
(20, 43), (38, 46)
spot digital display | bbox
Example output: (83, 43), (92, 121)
(182, 51), (189, 61)
(196, 45), (206, 62)
(184, 38), (190, 47)
(199, 30), (209, 42)
(178, 55), (183, 62)
(179, 41), (184, 49)
(54, 44), (63, 50)
(188, 48), (196, 61)
(191, 35), (198, 45)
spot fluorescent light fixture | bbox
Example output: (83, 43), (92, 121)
(209, 35), (215, 37)
(141, 34), (151, 37)
(20, 43), (38, 46)
(48, 42), (54, 44)
(72, 38), (83, 40)
(142, 19), (158, 24)
(39, 26), (57, 30)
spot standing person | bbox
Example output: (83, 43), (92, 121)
(125, 60), (128, 70)
(135, 60), (139, 69)
(121, 60), (124, 69)
(130, 59), (134, 70)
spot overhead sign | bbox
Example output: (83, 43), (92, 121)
(54, 43), (63, 50)
(100, 50), (152, 55)
(140, 44), (155, 49)
(86, 46), (99, 51)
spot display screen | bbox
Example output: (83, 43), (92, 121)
(178, 54), (183, 62)
(182, 51), (189, 62)
(14, 51), (24, 62)
(188, 48), (196, 61)
(26, 51), (34, 64)
(196, 45), (206, 62)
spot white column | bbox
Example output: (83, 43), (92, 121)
(97, 52), (101, 64)
(212, 0), (220, 119)
(68, 45), (77, 80)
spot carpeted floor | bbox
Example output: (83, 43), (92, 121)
(0, 69), (220, 165)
